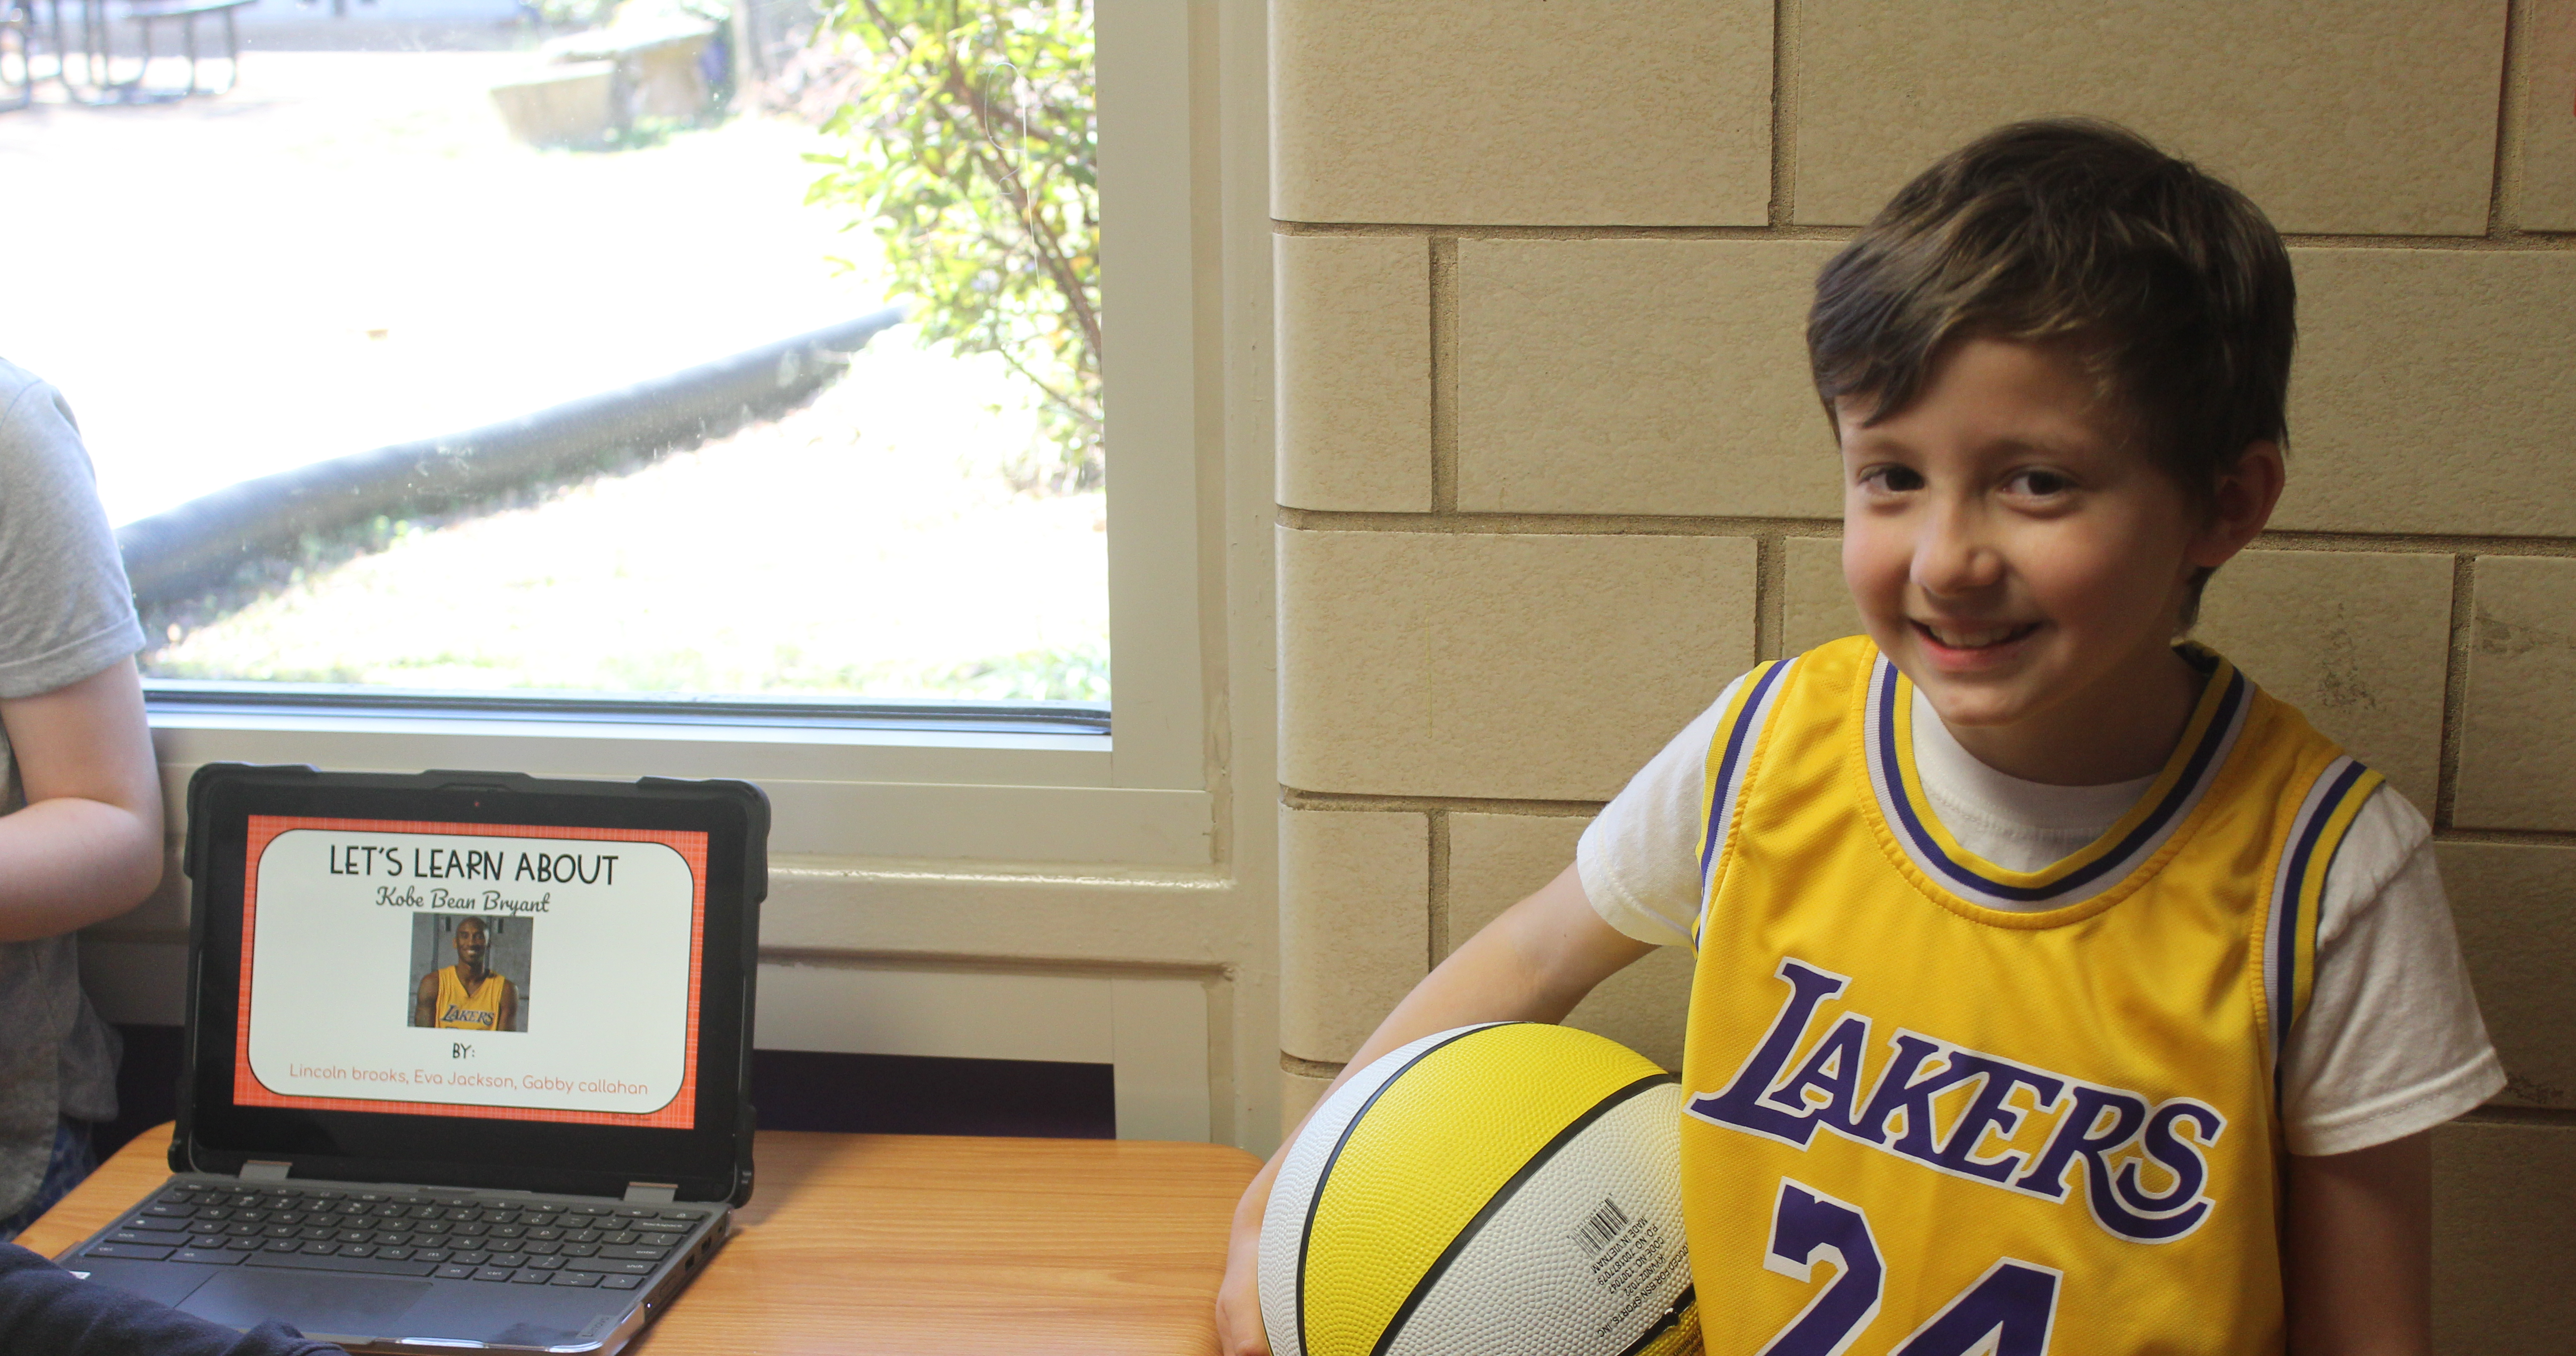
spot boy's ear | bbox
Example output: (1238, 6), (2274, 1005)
(2187, 439), (2284, 569)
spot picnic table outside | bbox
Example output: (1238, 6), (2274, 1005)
(3, 0), (251, 104)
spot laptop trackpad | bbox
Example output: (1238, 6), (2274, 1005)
(179, 1269), (432, 1336)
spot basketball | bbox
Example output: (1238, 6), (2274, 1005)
(1259, 1022), (1699, 1356)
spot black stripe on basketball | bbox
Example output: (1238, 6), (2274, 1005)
(1614, 1284), (1694, 1356)
(1294, 1023), (1519, 1356)
(1365, 1070), (1681, 1356)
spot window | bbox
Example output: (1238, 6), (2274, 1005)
(3, 0), (1210, 860)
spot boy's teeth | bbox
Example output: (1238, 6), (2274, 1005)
(1927, 623), (2024, 648)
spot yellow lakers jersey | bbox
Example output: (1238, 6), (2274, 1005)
(1679, 636), (2380, 1356)
(435, 966), (505, 1030)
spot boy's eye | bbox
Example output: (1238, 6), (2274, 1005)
(1861, 465), (1925, 493)
(2005, 468), (2074, 497)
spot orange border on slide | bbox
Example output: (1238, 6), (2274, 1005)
(232, 816), (708, 1130)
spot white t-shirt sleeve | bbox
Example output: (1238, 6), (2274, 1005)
(1576, 676), (1744, 952)
(2281, 787), (2505, 1156)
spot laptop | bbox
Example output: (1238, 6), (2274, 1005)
(58, 764), (767, 1354)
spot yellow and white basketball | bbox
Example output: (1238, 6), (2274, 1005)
(1259, 1022), (1699, 1356)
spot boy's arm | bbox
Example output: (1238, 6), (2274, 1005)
(1215, 861), (1655, 1356)
(0, 660), (162, 941)
(2284, 1131), (2431, 1356)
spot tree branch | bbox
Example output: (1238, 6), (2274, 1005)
(813, 0), (1103, 485)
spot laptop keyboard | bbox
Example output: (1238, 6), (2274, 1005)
(81, 1183), (716, 1292)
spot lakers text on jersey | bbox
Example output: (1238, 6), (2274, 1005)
(436, 967), (505, 1030)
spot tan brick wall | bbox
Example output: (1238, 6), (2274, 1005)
(1277, 804), (1426, 1063)
(1275, 235), (1431, 511)
(1271, 5), (2575, 1340)
(2441, 843), (2576, 1109)
(2283, 250), (2576, 535)
(1455, 240), (1843, 515)
(2193, 550), (2456, 815)
(2511, 0), (2576, 231)
(1277, 528), (1755, 800)
(1271, 0), (1774, 226)
(2457, 557), (2576, 831)
(1791, 0), (2507, 234)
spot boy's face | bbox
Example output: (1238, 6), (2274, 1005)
(1836, 337), (2247, 783)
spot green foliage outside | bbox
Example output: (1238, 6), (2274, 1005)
(929, 640), (1107, 701)
(804, 0), (1101, 493)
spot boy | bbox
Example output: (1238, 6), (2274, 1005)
(1218, 121), (2500, 1355)
(0, 359), (167, 1239)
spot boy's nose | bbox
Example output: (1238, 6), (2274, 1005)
(1911, 503), (2005, 596)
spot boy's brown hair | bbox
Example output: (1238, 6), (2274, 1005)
(1807, 118), (2294, 622)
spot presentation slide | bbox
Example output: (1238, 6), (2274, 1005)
(233, 817), (707, 1129)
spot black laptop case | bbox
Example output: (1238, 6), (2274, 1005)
(58, 764), (766, 1354)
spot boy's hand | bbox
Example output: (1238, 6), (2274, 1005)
(1214, 1205), (1270, 1356)
(1211, 862), (1654, 1356)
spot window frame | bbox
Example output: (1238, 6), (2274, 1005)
(140, 0), (1216, 869)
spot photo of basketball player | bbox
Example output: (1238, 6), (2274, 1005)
(406, 914), (532, 1032)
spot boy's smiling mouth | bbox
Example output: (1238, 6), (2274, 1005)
(1911, 619), (2043, 651)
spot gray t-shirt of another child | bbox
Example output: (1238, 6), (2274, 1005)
(0, 360), (147, 1217)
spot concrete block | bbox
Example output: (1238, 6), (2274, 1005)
(2457, 557), (2576, 832)
(2193, 550), (2453, 816)
(1271, 0), (1772, 226)
(1275, 235), (1431, 511)
(1448, 813), (1691, 1070)
(2433, 1118), (2576, 1350)
(1279, 528), (1759, 800)
(2437, 844), (2576, 1110)
(489, 62), (619, 149)
(1457, 240), (1845, 517)
(1791, 0), (2505, 235)
(1781, 534), (1860, 658)
(2282, 249), (2576, 536)
(1277, 805), (1428, 1064)
(2509, 0), (2576, 231)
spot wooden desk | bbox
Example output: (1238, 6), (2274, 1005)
(21, 1125), (1261, 1355)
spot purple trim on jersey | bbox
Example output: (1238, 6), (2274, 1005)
(2269, 758), (2371, 1103)
(1698, 658), (1793, 885)
(1870, 659), (2248, 906)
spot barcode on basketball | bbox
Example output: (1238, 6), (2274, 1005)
(1575, 1198), (1630, 1255)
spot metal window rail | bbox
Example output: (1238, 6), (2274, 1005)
(145, 679), (1112, 735)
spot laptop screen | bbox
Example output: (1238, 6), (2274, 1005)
(179, 767), (763, 1203)
(231, 817), (708, 1131)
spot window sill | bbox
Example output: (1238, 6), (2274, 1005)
(146, 693), (1211, 865)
